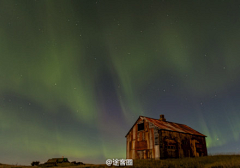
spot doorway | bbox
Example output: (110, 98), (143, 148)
(137, 150), (144, 159)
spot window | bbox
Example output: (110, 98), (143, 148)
(167, 145), (176, 149)
(138, 123), (144, 131)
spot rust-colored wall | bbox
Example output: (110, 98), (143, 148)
(126, 117), (158, 159)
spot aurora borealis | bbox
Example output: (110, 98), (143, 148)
(1, 0), (240, 165)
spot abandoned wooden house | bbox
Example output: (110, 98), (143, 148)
(125, 115), (207, 159)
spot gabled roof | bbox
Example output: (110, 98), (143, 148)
(46, 158), (69, 163)
(125, 116), (206, 137)
(46, 159), (58, 163)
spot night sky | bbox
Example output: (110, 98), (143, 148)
(1, 0), (240, 165)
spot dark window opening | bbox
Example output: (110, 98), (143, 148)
(167, 145), (176, 149)
(138, 123), (144, 131)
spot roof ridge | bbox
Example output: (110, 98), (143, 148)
(142, 116), (188, 126)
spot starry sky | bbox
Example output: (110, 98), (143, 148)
(1, 0), (240, 165)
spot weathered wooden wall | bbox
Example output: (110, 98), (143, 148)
(126, 117), (160, 159)
(159, 130), (207, 159)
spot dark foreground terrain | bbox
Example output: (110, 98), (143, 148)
(1, 155), (240, 168)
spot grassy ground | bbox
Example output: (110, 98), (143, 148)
(129, 155), (240, 168)
(1, 155), (240, 168)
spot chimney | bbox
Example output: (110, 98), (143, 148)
(159, 114), (166, 121)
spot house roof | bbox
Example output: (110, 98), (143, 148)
(125, 116), (207, 137)
(46, 159), (58, 163)
(46, 158), (68, 163)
